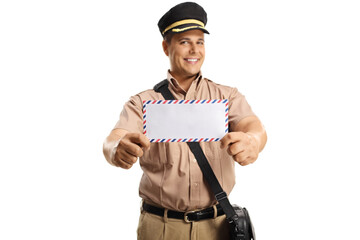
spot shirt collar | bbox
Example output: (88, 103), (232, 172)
(166, 70), (203, 95)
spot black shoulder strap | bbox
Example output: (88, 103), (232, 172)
(154, 79), (175, 100)
(153, 79), (237, 219)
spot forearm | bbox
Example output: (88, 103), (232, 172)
(234, 116), (267, 152)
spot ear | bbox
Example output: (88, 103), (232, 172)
(162, 40), (169, 56)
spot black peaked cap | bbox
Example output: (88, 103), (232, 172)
(158, 2), (209, 37)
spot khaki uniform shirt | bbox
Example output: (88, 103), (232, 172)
(114, 72), (255, 211)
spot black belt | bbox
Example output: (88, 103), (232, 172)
(142, 202), (225, 223)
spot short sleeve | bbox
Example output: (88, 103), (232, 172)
(113, 95), (143, 133)
(228, 88), (256, 132)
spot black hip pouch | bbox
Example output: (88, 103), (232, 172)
(229, 204), (255, 240)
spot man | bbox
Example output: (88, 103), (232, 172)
(103, 2), (267, 240)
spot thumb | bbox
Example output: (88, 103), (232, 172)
(220, 136), (227, 149)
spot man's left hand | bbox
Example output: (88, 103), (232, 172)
(220, 132), (260, 166)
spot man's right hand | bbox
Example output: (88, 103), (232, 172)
(114, 132), (150, 169)
(103, 129), (151, 169)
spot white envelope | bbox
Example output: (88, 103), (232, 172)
(143, 99), (229, 142)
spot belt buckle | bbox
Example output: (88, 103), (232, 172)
(184, 210), (196, 223)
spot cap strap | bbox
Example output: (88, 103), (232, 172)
(162, 19), (204, 35)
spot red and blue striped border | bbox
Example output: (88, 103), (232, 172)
(143, 99), (229, 143)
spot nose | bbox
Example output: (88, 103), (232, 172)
(189, 43), (198, 54)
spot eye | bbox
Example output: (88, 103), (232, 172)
(180, 41), (189, 45)
(197, 41), (204, 45)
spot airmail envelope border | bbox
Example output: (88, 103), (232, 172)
(143, 99), (229, 143)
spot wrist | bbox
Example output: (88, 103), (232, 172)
(103, 137), (122, 166)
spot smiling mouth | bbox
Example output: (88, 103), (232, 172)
(184, 58), (199, 63)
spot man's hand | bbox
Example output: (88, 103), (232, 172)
(114, 133), (150, 169)
(219, 115), (267, 166)
(220, 132), (260, 166)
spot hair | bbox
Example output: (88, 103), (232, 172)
(163, 31), (175, 44)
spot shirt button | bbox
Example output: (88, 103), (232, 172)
(193, 158), (197, 163)
(194, 183), (198, 187)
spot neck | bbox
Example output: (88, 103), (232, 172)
(170, 71), (199, 92)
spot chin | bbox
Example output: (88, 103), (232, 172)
(185, 68), (201, 76)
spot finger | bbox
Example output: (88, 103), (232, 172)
(113, 153), (133, 169)
(118, 148), (138, 165)
(236, 154), (256, 166)
(239, 160), (250, 166)
(227, 142), (245, 156)
(233, 151), (249, 165)
(119, 139), (144, 158)
(220, 132), (245, 149)
(220, 134), (231, 149)
(127, 142), (144, 158)
(117, 160), (132, 169)
(128, 133), (151, 150)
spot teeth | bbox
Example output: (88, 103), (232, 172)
(186, 59), (198, 62)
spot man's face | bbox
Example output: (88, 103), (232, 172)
(163, 29), (205, 81)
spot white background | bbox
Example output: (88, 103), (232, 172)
(1, 0), (359, 239)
